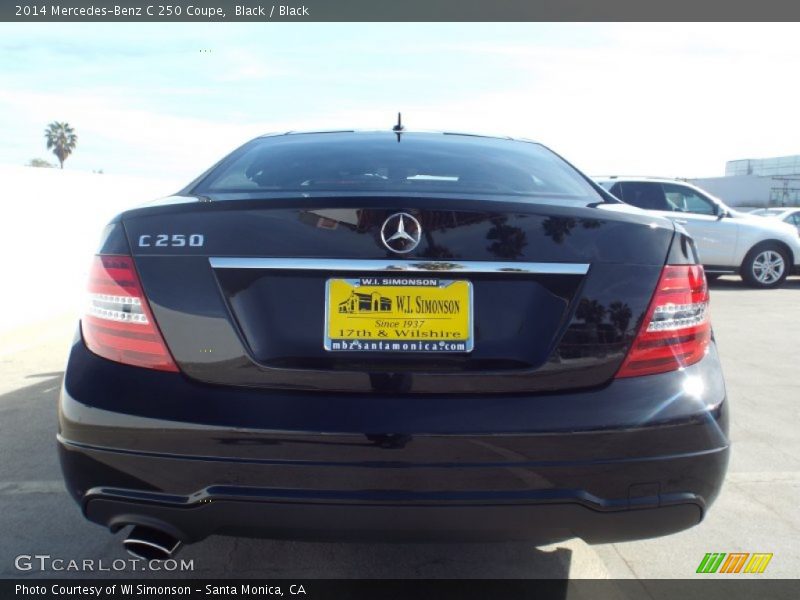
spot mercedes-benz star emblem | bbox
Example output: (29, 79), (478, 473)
(380, 212), (422, 254)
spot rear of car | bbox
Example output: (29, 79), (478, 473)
(58, 132), (729, 556)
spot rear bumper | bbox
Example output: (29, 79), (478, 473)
(79, 488), (704, 544)
(58, 337), (730, 544)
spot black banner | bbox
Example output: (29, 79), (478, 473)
(2, 579), (799, 600)
(4, 0), (800, 22)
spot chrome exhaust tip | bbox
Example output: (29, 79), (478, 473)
(123, 525), (182, 561)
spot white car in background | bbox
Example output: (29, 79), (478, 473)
(596, 177), (800, 288)
(751, 207), (800, 235)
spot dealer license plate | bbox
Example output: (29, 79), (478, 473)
(325, 277), (473, 353)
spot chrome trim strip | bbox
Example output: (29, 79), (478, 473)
(209, 257), (590, 275)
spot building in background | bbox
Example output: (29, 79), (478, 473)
(725, 155), (800, 177)
(689, 155), (800, 209)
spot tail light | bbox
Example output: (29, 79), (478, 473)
(81, 255), (179, 372)
(616, 265), (711, 378)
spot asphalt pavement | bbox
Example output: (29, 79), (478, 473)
(1, 277), (798, 580)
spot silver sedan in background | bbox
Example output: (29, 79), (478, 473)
(751, 207), (800, 235)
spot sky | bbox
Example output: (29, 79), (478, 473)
(2, 22), (800, 183)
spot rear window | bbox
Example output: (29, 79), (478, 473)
(194, 133), (602, 199)
(616, 182), (671, 211)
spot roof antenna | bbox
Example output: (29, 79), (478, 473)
(392, 112), (404, 142)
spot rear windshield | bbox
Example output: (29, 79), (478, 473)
(194, 133), (602, 199)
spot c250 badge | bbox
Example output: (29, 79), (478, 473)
(138, 234), (204, 248)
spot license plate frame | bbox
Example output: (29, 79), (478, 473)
(324, 277), (473, 353)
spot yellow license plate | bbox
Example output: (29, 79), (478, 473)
(325, 277), (473, 353)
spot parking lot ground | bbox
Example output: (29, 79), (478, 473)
(1, 277), (798, 579)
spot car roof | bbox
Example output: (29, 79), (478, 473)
(594, 176), (732, 206)
(758, 207), (800, 214)
(594, 176), (688, 185)
(256, 129), (538, 144)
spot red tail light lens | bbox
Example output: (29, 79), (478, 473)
(615, 265), (711, 378)
(81, 255), (179, 372)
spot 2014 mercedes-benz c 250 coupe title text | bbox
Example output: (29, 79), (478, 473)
(58, 130), (729, 560)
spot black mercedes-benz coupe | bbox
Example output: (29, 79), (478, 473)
(58, 130), (729, 560)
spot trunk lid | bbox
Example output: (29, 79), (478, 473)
(123, 195), (673, 393)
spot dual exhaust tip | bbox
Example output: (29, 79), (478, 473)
(123, 525), (182, 561)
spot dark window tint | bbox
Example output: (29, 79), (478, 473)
(662, 184), (717, 215)
(195, 133), (602, 199)
(617, 182), (670, 211)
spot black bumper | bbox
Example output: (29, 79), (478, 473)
(58, 337), (729, 544)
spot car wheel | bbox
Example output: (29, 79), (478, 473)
(740, 243), (789, 288)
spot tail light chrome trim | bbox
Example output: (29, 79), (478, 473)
(208, 257), (590, 275)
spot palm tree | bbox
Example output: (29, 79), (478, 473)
(44, 122), (78, 169)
